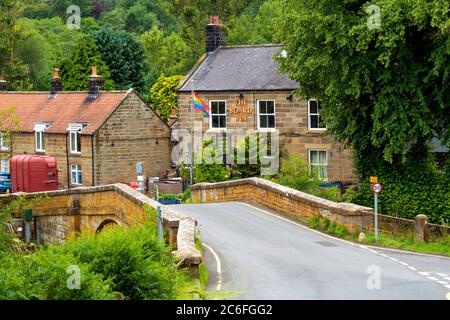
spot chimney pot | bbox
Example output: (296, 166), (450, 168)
(53, 68), (60, 79)
(50, 68), (62, 94)
(88, 66), (104, 98)
(206, 15), (227, 53)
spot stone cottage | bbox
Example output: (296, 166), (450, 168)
(0, 68), (172, 189)
(175, 16), (355, 183)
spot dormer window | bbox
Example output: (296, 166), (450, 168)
(34, 123), (51, 153)
(68, 124), (85, 154)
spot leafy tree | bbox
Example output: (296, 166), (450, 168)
(16, 17), (83, 90)
(141, 26), (192, 85)
(169, 0), (259, 57)
(0, 107), (21, 158)
(93, 27), (147, 92)
(0, 0), (32, 90)
(227, 0), (281, 45)
(230, 135), (262, 179)
(100, 6), (126, 30)
(149, 75), (183, 122)
(60, 34), (114, 91)
(276, 0), (450, 175)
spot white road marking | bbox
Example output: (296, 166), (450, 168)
(203, 242), (223, 291)
(235, 202), (450, 261)
(237, 202), (450, 291)
(389, 257), (399, 262)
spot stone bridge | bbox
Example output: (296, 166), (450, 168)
(0, 184), (201, 268)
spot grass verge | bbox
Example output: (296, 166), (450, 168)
(306, 214), (450, 257)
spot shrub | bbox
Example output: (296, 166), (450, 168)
(270, 154), (343, 202)
(55, 222), (177, 300)
(319, 217), (330, 230)
(0, 251), (114, 300)
(309, 215), (320, 229)
(334, 225), (349, 238)
(327, 221), (337, 234)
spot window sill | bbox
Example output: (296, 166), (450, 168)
(207, 128), (227, 133)
(306, 129), (327, 134)
(69, 152), (82, 157)
(257, 128), (278, 133)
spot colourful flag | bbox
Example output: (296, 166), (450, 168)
(193, 92), (209, 119)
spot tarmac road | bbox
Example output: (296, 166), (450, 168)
(170, 202), (450, 300)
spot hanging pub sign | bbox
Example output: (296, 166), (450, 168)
(230, 98), (253, 122)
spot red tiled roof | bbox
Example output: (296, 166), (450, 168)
(0, 91), (129, 134)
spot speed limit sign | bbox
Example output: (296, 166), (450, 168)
(372, 183), (383, 194)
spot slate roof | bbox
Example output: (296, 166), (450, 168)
(178, 45), (299, 92)
(0, 91), (129, 134)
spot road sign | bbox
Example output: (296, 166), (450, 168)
(370, 176), (378, 184)
(372, 183), (382, 194)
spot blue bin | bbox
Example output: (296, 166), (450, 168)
(157, 198), (181, 205)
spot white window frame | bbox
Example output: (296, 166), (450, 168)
(308, 149), (328, 181)
(68, 124), (83, 154)
(1, 159), (9, 173)
(0, 132), (9, 152)
(257, 100), (276, 131)
(70, 164), (82, 186)
(308, 99), (326, 131)
(34, 123), (51, 153)
(209, 100), (227, 130)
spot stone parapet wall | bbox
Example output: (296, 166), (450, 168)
(0, 184), (201, 268)
(191, 178), (374, 233)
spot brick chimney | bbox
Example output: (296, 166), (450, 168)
(0, 75), (7, 91)
(88, 66), (104, 98)
(205, 15), (227, 53)
(50, 68), (62, 94)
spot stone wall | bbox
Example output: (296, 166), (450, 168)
(0, 184), (201, 268)
(176, 91), (355, 182)
(191, 177), (373, 233)
(95, 92), (173, 185)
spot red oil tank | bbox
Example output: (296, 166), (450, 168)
(10, 155), (59, 193)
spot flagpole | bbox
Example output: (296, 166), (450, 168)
(190, 79), (196, 186)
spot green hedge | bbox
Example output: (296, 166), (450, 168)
(349, 160), (450, 225)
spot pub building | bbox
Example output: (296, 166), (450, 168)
(176, 16), (355, 184)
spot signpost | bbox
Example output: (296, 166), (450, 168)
(371, 179), (383, 241)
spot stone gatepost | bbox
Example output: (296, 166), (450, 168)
(414, 214), (429, 242)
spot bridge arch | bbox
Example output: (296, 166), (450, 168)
(96, 219), (121, 233)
